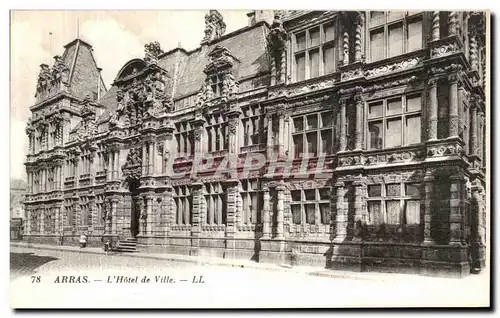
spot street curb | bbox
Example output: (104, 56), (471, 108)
(10, 242), (334, 278)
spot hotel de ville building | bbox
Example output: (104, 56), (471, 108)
(22, 10), (488, 276)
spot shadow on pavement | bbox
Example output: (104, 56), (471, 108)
(10, 252), (59, 278)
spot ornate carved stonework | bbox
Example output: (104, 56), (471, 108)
(204, 45), (238, 74)
(364, 57), (422, 78)
(122, 148), (142, 180)
(144, 41), (164, 65)
(201, 10), (226, 44)
(432, 41), (460, 58)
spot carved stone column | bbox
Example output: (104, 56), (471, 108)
(449, 174), (465, 245)
(275, 180), (285, 239)
(334, 181), (347, 242)
(423, 170), (435, 244)
(225, 180), (239, 241)
(448, 74), (459, 138)
(342, 21), (350, 65)
(470, 99), (478, 155)
(339, 99), (347, 151)
(115, 150), (120, 180)
(227, 114), (239, 155)
(448, 11), (458, 36)
(431, 11), (440, 41)
(39, 209), (45, 235)
(262, 182), (271, 239)
(190, 182), (203, 253)
(469, 28), (479, 72)
(141, 144), (147, 176)
(107, 150), (113, 180)
(354, 12), (363, 62)
(428, 78), (439, 141)
(354, 93), (364, 150)
(54, 203), (62, 235)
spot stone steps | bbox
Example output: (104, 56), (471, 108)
(116, 238), (137, 253)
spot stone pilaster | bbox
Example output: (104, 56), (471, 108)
(190, 182), (203, 253)
(262, 182), (271, 239)
(339, 99), (347, 151)
(353, 179), (365, 239)
(148, 141), (155, 176)
(266, 114), (274, 159)
(111, 197), (118, 234)
(225, 180), (239, 242)
(423, 170), (435, 244)
(39, 209), (45, 235)
(54, 203), (62, 236)
(469, 29), (479, 72)
(114, 150), (120, 180)
(470, 99), (478, 156)
(448, 74), (459, 138)
(25, 208), (31, 235)
(141, 144), (147, 176)
(431, 11), (440, 41)
(277, 105), (286, 159)
(428, 78), (439, 141)
(334, 181), (347, 242)
(145, 193), (154, 235)
(227, 112), (240, 155)
(449, 174), (465, 245)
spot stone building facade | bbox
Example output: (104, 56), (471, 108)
(24, 10), (488, 276)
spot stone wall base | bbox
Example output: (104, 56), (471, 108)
(20, 235), (480, 277)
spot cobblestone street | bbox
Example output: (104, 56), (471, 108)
(9, 246), (490, 308)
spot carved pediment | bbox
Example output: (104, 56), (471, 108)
(204, 45), (239, 74)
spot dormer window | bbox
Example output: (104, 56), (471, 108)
(210, 74), (224, 97)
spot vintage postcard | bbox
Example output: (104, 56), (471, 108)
(9, 9), (491, 308)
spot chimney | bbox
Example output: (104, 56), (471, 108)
(97, 67), (102, 100)
(247, 10), (275, 26)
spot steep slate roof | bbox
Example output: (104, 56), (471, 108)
(97, 21), (271, 117)
(61, 39), (107, 100)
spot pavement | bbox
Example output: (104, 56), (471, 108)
(9, 243), (491, 308)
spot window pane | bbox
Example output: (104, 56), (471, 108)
(370, 29), (385, 61)
(386, 184), (401, 197)
(321, 130), (333, 154)
(309, 28), (320, 46)
(306, 204), (316, 224)
(386, 118), (402, 148)
(293, 135), (303, 158)
(323, 46), (335, 74)
(309, 49), (319, 78)
(386, 200), (400, 224)
(305, 189), (315, 201)
(406, 115), (421, 145)
(295, 54), (305, 81)
(368, 201), (382, 225)
(306, 132), (318, 156)
(319, 203), (330, 224)
(368, 101), (383, 119)
(293, 117), (304, 132)
(307, 115), (318, 130)
(408, 19), (422, 52)
(387, 98), (402, 116)
(291, 190), (302, 202)
(405, 183), (421, 197)
(321, 112), (333, 127)
(405, 200), (420, 225)
(296, 32), (306, 51)
(319, 188), (331, 200)
(368, 121), (383, 149)
(370, 11), (385, 26)
(388, 23), (403, 57)
(324, 23), (335, 42)
(291, 205), (301, 224)
(368, 185), (382, 197)
(407, 95), (422, 112)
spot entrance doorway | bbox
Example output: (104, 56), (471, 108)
(128, 179), (141, 238)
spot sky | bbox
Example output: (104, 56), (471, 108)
(10, 10), (249, 181)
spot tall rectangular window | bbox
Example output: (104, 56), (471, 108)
(292, 111), (335, 159)
(289, 187), (331, 225)
(293, 21), (337, 82)
(368, 11), (423, 62)
(366, 93), (422, 149)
